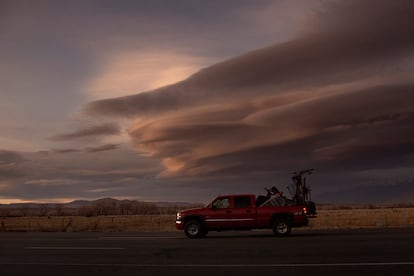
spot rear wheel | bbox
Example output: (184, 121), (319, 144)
(184, 220), (204, 239)
(272, 220), (291, 237)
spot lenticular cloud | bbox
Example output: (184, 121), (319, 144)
(86, 0), (414, 177)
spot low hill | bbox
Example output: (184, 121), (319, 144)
(0, 198), (202, 217)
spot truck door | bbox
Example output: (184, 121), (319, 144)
(205, 196), (256, 230)
(230, 195), (256, 228)
(205, 196), (233, 229)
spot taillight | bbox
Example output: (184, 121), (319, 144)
(303, 207), (307, 215)
(294, 207), (307, 216)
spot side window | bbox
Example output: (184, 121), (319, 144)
(212, 197), (231, 209)
(234, 196), (251, 208)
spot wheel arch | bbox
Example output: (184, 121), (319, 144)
(270, 213), (293, 225)
(182, 215), (205, 226)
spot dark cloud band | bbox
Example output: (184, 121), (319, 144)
(50, 123), (121, 141)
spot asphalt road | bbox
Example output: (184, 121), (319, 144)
(1, 228), (414, 276)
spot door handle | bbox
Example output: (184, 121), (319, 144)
(226, 210), (231, 214)
(246, 210), (252, 213)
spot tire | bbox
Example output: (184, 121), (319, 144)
(184, 220), (204, 239)
(272, 219), (291, 237)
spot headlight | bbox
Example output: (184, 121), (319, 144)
(176, 212), (182, 220)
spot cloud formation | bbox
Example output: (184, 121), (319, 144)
(85, 0), (414, 185)
(3, 0), (413, 204)
(0, 150), (24, 181)
(52, 149), (81, 154)
(0, 149), (168, 203)
(87, 0), (414, 117)
(84, 51), (211, 100)
(50, 145), (120, 154)
(50, 123), (121, 141)
(86, 143), (120, 153)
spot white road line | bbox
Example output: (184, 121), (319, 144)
(2, 262), (414, 267)
(98, 236), (180, 240)
(25, 247), (125, 250)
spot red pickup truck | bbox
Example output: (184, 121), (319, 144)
(176, 170), (317, 238)
(176, 193), (314, 238)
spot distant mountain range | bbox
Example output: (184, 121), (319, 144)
(0, 198), (200, 209)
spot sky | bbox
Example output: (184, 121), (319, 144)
(1, 0), (414, 204)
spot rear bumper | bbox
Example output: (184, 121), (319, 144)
(294, 216), (317, 227)
(292, 215), (309, 227)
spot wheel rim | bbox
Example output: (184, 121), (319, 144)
(187, 224), (199, 236)
(276, 222), (288, 234)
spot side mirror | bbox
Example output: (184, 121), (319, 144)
(211, 205), (217, 210)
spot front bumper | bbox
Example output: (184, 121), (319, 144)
(176, 220), (184, 230)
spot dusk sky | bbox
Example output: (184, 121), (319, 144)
(1, 0), (414, 204)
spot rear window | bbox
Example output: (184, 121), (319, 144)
(234, 196), (251, 208)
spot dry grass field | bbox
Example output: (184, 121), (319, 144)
(0, 215), (176, 232)
(1, 207), (414, 232)
(308, 208), (414, 229)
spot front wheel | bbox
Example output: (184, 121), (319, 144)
(184, 220), (204, 239)
(272, 220), (291, 237)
